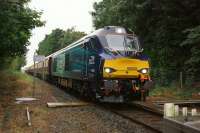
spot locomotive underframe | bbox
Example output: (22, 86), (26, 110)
(97, 78), (149, 102)
(48, 75), (149, 103)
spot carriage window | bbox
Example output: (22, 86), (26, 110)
(65, 53), (70, 71)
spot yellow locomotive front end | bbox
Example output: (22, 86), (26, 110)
(103, 57), (149, 79)
(97, 26), (152, 102)
(101, 57), (151, 102)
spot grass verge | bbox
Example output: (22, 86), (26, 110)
(150, 85), (200, 100)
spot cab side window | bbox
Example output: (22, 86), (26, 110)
(89, 38), (100, 52)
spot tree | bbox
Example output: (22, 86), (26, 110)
(60, 28), (86, 48)
(9, 55), (26, 70)
(92, 0), (200, 85)
(37, 28), (86, 56)
(37, 29), (65, 56)
(0, 0), (43, 69)
(181, 26), (200, 82)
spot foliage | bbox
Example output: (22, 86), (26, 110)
(37, 29), (65, 56)
(37, 27), (86, 56)
(92, 0), (200, 85)
(181, 26), (200, 82)
(0, 0), (44, 69)
(9, 56), (26, 70)
(150, 85), (200, 99)
(8, 69), (33, 82)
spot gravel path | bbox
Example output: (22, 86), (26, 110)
(2, 77), (155, 133)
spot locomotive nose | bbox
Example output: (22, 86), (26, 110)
(103, 57), (150, 79)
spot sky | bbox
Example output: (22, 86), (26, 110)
(26, 0), (101, 66)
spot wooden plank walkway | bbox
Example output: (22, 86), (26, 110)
(47, 102), (91, 108)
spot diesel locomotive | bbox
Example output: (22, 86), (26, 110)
(26, 26), (152, 102)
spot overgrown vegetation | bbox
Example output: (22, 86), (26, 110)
(37, 27), (86, 56)
(0, 0), (43, 70)
(92, 0), (200, 86)
(150, 86), (200, 99)
(8, 70), (33, 82)
(0, 70), (33, 108)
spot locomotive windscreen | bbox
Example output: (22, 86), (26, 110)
(103, 34), (141, 56)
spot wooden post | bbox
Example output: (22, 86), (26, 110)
(26, 107), (31, 126)
(180, 72), (183, 89)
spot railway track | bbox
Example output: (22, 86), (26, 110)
(100, 103), (163, 133)
(34, 77), (200, 133)
(53, 81), (200, 133)
(57, 84), (164, 132)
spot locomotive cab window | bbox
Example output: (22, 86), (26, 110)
(89, 37), (102, 53)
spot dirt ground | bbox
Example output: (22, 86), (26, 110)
(0, 72), (154, 133)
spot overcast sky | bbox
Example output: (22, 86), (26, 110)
(26, 0), (101, 66)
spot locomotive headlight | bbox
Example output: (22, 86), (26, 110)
(105, 68), (111, 73)
(104, 67), (116, 73)
(115, 27), (126, 34)
(139, 68), (148, 74)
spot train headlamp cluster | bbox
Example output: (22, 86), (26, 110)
(115, 28), (125, 34)
(104, 67), (116, 73)
(139, 68), (149, 74)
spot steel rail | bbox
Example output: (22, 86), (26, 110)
(109, 109), (162, 133)
(99, 103), (163, 133)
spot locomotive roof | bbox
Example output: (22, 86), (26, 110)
(26, 26), (129, 68)
(46, 26), (126, 58)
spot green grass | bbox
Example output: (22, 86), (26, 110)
(150, 85), (200, 100)
(2, 69), (33, 83)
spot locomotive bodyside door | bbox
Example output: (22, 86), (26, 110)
(83, 38), (101, 82)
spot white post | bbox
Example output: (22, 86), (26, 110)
(174, 105), (179, 117)
(191, 108), (197, 116)
(182, 107), (188, 116)
(164, 103), (175, 117)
